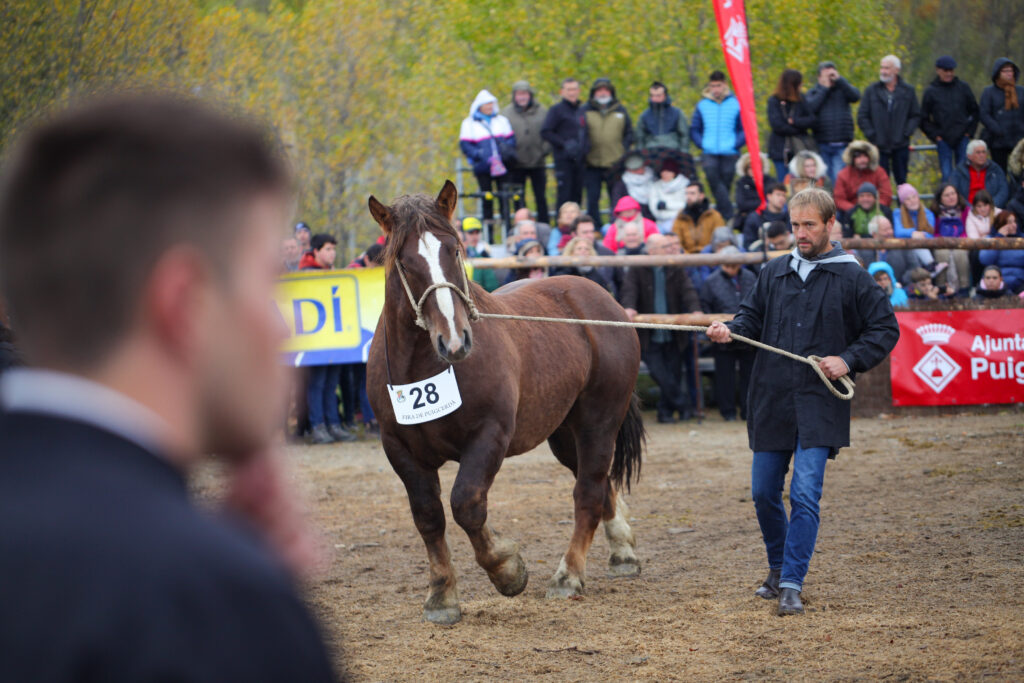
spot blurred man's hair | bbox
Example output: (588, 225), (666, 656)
(0, 94), (289, 369)
(310, 233), (336, 252)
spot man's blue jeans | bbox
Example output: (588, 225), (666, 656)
(936, 137), (969, 184)
(307, 364), (342, 427)
(818, 142), (847, 184)
(751, 438), (830, 592)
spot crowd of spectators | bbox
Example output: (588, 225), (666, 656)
(456, 54), (1024, 420)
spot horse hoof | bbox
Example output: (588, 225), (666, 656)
(546, 573), (584, 599)
(490, 554), (528, 597)
(608, 556), (641, 578)
(423, 606), (462, 625)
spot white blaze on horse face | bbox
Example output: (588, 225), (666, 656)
(417, 232), (460, 344)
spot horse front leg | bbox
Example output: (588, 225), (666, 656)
(450, 447), (528, 597)
(391, 455), (461, 624)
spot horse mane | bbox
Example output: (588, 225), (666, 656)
(382, 193), (463, 272)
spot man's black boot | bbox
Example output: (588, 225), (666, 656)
(777, 587), (804, 616)
(754, 568), (780, 600)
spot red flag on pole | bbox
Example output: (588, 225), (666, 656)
(712, 0), (765, 209)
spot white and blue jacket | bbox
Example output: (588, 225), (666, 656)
(459, 90), (516, 175)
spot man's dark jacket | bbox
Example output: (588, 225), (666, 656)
(804, 77), (860, 144)
(0, 412), (339, 683)
(766, 96), (815, 161)
(951, 158), (1009, 207)
(979, 58), (1024, 151)
(920, 76), (979, 143)
(726, 247), (899, 453)
(619, 265), (701, 351)
(857, 78), (921, 152)
(742, 207), (788, 250)
(541, 98), (589, 164)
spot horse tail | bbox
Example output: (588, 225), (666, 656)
(610, 393), (646, 493)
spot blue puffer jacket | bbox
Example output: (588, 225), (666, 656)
(690, 86), (744, 155)
(979, 222), (1024, 291)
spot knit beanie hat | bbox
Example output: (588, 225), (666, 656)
(857, 182), (878, 197)
(897, 183), (917, 204)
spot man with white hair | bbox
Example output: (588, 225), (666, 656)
(855, 214), (924, 285)
(857, 55), (921, 184)
(951, 139), (1009, 206)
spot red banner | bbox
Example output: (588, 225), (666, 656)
(712, 0), (764, 209)
(890, 309), (1024, 406)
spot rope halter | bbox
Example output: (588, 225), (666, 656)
(394, 248), (481, 331)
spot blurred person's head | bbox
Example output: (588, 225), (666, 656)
(967, 139), (989, 169)
(571, 215), (597, 241)
(294, 221), (311, 250)
(982, 265), (1004, 290)
(766, 182), (787, 213)
(0, 94), (292, 461)
(685, 182), (706, 208)
(857, 183), (879, 211)
(280, 238), (300, 270)
(852, 148), (871, 171)
(560, 78), (580, 104)
(868, 215), (894, 239)
(971, 190), (994, 218)
(880, 55), (901, 83)
(992, 211), (1018, 236)
(557, 201), (580, 227)
(514, 219), (537, 241)
(461, 216), (483, 246)
(620, 223), (644, 249)
(310, 233), (337, 268)
(766, 220), (794, 250)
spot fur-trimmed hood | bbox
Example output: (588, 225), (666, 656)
(788, 150), (828, 179)
(735, 152), (771, 177)
(1009, 137), (1024, 179)
(842, 140), (880, 169)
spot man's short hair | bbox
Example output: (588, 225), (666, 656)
(817, 60), (837, 74)
(788, 188), (836, 224)
(881, 54), (901, 70)
(709, 70), (726, 83)
(766, 220), (790, 239)
(572, 214), (596, 231)
(0, 94), (288, 369)
(766, 182), (787, 196)
(966, 139), (988, 155)
(984, 264), (1002, 277)
(561, 77), (578, 88)
(650, 81), (668, 93)
(909, 267), (931, 283)
(310, 233), (336, 252)
(687, 181), (706, 194)
(514, 219), (536, 235)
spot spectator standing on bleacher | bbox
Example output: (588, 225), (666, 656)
(459, 89), (517, 225)
(951, 140), (1009, 207)
(920, 56), (979, 183)
(804, 61), (860, 183)
(583, 78), (633, 224)
(690, 70), (744, 221)
(699, 249), (756, 422)
(621, 233), (701, 423)
(636, 81), (689, 153)
(979, 58), (1024, 173)
(857, 55), (920, 185)
(767, 69), (815, 183)
(673, 181), (726, 253)
(502, 80), (550, 225)
(542, 78), (588, 210)
(300, 234), (357, 445)
(834, 141), (892, 216)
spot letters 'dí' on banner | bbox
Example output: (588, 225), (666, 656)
(890, 309), (1024, 406)
(274, 267), (385, 367)
(713, 0), (765, 208)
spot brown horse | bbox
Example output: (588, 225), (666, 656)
(366, 181), (644, 624)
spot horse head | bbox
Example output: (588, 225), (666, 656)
(368, 180), (475, 363)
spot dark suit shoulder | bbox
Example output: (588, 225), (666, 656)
(0, 413), (338, 683)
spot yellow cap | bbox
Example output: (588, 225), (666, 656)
(462, 216), (483, 232)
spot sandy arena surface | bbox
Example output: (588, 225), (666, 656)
(202, 411), (1023, 681)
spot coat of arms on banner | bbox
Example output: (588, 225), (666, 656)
(912, 324), (960, 393)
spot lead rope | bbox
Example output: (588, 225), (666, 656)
(393, 256), (855, 401)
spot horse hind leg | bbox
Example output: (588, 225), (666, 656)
(604, 488), (641, 577)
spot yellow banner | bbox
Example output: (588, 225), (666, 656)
(274, 267), (385, 366)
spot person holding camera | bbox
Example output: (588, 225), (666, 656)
(804, 61), (861, 183)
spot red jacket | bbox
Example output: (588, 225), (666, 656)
(298, 251), (325, 270)
(834, 166), (892, 212)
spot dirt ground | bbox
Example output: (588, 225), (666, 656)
(208, 411), (1023, 681)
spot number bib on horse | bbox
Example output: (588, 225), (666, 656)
(387, 367), (462, 425)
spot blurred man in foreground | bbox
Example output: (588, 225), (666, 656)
(0, 95), (339, 681)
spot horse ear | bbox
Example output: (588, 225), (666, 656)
(436, 180), (458, 220)
(368, 196), (391, 233)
